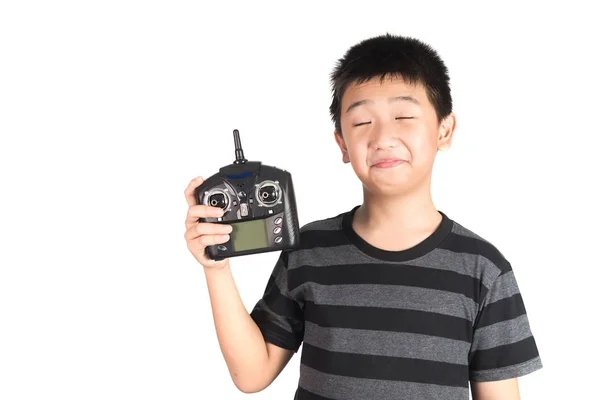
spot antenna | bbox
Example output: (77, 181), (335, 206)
(233, 129), (247, 164)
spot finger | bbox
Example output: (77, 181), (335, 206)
(185, 222), (232, 240)
(195, 233), (230, 247)
(187, 204), (225, 220)
(184, 176), (205, 207)
(185, 205), (225, 229)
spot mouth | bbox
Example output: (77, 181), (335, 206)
(371, 158), (407, 169)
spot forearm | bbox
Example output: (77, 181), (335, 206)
(203, 263), (270, 391)
(471, 378), (520, 400)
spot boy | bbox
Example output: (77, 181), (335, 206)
(184, 33), (543, 399)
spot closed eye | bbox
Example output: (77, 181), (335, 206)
(353, 117), (414, 127)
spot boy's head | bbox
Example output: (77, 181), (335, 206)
(329, 33), (456, 196)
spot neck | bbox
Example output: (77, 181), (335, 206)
(352, 178), (443, 251)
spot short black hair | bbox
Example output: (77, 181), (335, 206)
(329, 33), (453, 136)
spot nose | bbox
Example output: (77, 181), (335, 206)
(370, 119), (400, 150)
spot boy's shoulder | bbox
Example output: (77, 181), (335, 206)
(448, 217), (500, 250)
(298, 210), (347, 233)
(444, 216), (513, 275)
(291, 209), (348, 253)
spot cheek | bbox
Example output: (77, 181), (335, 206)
(342, 138), (369, 170)
(405, 130), (438, 162)
(346, 137), (368, 159)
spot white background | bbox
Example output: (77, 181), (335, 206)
(1, 1), (598, 399)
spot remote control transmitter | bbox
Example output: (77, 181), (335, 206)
(194, 129), (300, 261)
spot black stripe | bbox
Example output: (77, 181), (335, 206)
(469, 336), (539, 371)
(250, 308), (303, 351)
(301, 343), (469, 388)
(262, 274), (304, 322)
(298, 229), (348, 250)
(476, 293), (526, 328)
(289, 263), (482, 302)
(440, 233), (512, 274)
(295, 387), (336, 400)
(304, 301), (472, 342)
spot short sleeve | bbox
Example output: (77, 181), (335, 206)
(250, 250), (304, 352)
(468, 267), (543, 382)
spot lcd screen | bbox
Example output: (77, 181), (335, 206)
(231, 218), (269, 251)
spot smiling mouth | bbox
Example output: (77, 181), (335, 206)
(371, 158), (407, 168)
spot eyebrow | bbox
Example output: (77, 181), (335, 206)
(345, 95), (420, 114)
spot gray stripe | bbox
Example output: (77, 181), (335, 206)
(485, 270), (520, 305)
(303, 321), (470, 365)
(300, 214), (344, 231)
(288, 244), (501, 292)
(471, 314), (533, 350)
(299, 364), (469, 400)
(294, 283), (478, 321)
(272, 256), (292, 295)
(410, 247), (500, 289)
(451, 221), (490, 243)
(287, 245), (362, 271)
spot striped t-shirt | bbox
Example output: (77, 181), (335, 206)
(250, 206), (543, 399)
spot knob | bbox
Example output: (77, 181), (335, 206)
(257, 181), (280, 206)
(207, 190), (229, 210)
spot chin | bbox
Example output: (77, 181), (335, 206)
(361, 176), (416, 196)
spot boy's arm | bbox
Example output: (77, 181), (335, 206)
(471, 378), (520, 400)
(204, 263), (295, 393)
(468, 260), (542, 397)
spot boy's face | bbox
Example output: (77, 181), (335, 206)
(334, 76), (456, 196)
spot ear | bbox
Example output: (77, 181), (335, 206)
(437, 113), (457, 152)
(334, 131), (350, 163)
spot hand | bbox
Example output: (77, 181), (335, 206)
(184, 176), (233, 269)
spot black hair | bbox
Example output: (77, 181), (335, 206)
(329, 33), (453, 136)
